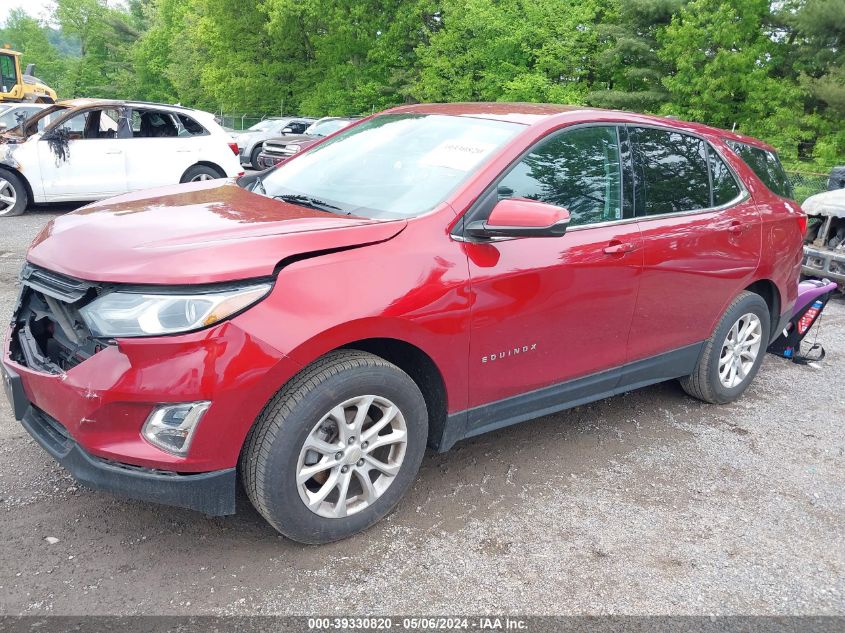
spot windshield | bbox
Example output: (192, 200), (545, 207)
(247, 120), (277, 132)
(258, 113), (523, 219)
(305, 118), (353, 137)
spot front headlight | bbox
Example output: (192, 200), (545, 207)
(79, 283), (272, 338)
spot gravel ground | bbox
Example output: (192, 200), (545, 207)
(0, 205), (842, 616)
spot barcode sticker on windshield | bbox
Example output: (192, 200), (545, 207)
(419, 140), (497, 171)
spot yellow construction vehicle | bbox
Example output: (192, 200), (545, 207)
(0, 45), (57, 103)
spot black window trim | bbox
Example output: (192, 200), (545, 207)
(453, 121), (631, 241)
(626, 123), (748, 223)
(722, 137), (793, 200)
(126, 107), (210, 138)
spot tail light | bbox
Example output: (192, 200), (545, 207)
(228, 142), (239, 155)
(797, 213), (808, 235)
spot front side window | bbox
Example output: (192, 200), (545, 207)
(259, 113), (522, 219)
(496, 126), (622, 227)
(631, 127), (711, 215)
(725, 140), (793, 199)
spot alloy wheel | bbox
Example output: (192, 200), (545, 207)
(718, 312), (762, 388)
(0, 178), (17, 215)
(190, 173), (216, 182)
(296, 395), (408, 518)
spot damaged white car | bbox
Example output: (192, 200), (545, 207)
(803, 188), (845, 290)
(0, 99), (243, 217)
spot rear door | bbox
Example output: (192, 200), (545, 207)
(123, 108), (198, 190)
(626, 126), (761, 363)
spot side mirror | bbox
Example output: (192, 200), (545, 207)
(281, 127), (293, 134)
(465, 198), (570, 239)
(0, 123), (6, 133)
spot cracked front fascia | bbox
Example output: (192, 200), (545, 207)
(0, 141), (21, 171)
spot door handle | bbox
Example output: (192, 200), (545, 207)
(728, 221), (748, 235)
(105, 150), (123, 155)
(603, 241), (636, 255)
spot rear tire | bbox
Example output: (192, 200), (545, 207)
(240, 350), (428, 544)
(680, 291), (770, 404)
(180, 164), (224, 183)
(0, 169), (28, 217)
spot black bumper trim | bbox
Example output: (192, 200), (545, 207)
(20, 405), (237, 516)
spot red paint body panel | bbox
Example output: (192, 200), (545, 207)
(5, 103), (804, 475)
(465, 222), (643, 407)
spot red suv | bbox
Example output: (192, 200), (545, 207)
(3, 103), (804, 543)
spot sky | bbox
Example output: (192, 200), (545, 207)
(3, 0), (56, 24)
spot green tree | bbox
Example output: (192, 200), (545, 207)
(586, 0), (683, 111)
(658, 0), (808, 161)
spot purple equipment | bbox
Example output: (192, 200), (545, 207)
(768, 278), (838, 363)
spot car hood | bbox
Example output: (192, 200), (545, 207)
(27, 180), (406, 284)
(265, 133), (317, 146)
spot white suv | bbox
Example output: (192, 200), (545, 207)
(0, 99), (243, 217)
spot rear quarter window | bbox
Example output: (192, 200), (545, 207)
(725, 140), (793, 199)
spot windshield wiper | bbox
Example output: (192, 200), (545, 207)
(252, 175), (266, 194)
(273, 194), (349, 215)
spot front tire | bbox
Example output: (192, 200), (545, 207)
(240, 350), (428, 544)
(249, 144), (263, 170)
(0, 169), (28, 217)
(680, 291), (770, 404)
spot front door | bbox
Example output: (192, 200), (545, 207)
(37, 107), (128, 201)
(464, 125), (643, 411)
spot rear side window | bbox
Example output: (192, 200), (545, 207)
(630, 127), (711, 215)
(709, 149), (741, 206)
(177, 114), (206, 136)
(725, 140), (793, 199)
(497, 125), (622, 227)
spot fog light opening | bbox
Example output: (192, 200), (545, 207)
(142, 402), (211, 456)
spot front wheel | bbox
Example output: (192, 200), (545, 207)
(680, 291), (770, 404)
(249, 144), (263, 170)
(0, 169), (29, 217)
(240, 350), (428, 544)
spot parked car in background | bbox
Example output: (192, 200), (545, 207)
(803, 188), (845, 289)
(0, 99), (242, 216)
(256, 116), (359, 168)
(3, 103), (804, 543)
(235, 117), (315, 169)
(0, 103), (49, 132)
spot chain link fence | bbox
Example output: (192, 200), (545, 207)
(216, 112), (272, 132)
(786, 170), (829, 203)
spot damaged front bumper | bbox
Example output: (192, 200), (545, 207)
(803, 245), (845, 286)
(3, 363), (236, 515)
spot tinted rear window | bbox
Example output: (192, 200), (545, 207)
(725, 140), (793, 199)
(709, 148), (741, 206)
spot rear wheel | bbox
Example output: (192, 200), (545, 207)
(680, 291), (770, 404)
(180, 164), (224, 183)
(0, 170), (28, 217)
(240, 350), (428, 544)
